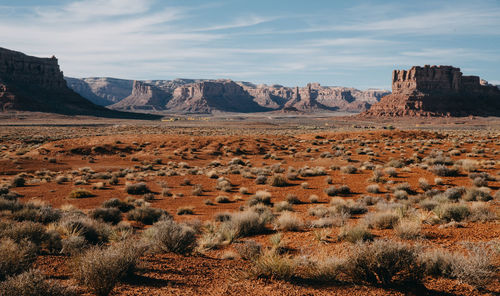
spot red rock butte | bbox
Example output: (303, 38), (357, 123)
(362, 65), (500, 117)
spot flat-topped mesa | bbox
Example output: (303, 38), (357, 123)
(392, 65), (483, 95)
(362, 65), (500, 117)
(0, 47), (66, 89)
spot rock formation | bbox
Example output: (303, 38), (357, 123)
(0, 47), (159, 119)
(65, 77), (133, 106)
(362, 65), (500, 117)
(166, 80), (270, 113)
(66, 77), (389, 114)
(110, 80), (171, 111)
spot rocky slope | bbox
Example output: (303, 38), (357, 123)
(110, 80), (171, 111)
(68, 77), (389, 114)
(362, 65), (500, 117)
(0, 47), (159, 119)
(65, 77), (133, 106)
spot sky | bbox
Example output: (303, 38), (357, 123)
(1, 0), (499, 89)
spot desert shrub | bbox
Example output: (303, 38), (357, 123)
(345, 239), (423, 286)
(216, 177), (232, 191)
(395, 220), (421, 239)
(268, 174), (289, 187)
(0, 269), (78, 296)
(334, 200), (368, 215)
(248, 250), (296, 280)
(443, 187), (465, 201)
(364, 211), (400, 229)
(102, 198), (134, 212)
(235, 240), (262, 260)
(176, 206), (195, 215)
(434, 203), (470, 222)
(325, 185), (350, 197)
(434, 177), (444, 185)
(61, 235), (87, 255)
(0, 239), (36, 281)
(12, 205), (61, 224)
(10, 175), (26, 187)
(0, 221), (48, 247)
(125, 182), (150, 195)
(68, 188), (93, 199)
(143, 219), (197, 255)
(472, 177), (488, 187)
(274, 201), (293, 212)
(255, 175), (267, 184)
(419, 199), (439, 211)
(225, 209), (273, 238)
(463, 187), (492, 202)
(309, 194), (319, 203)
(285, 194), (302, 204)
(459, 159), (479, 172)
(384, 167), (397, 177)
(58, 217), (110, 245)
(127, 206), (167, 225)
(73, 241), (144, 296)
(215, 195), (231, 203)
(247, 190), (272, 206)
(393, 190), (408, 200)
(366, 184), (380, 194)
(468, 203), (497, 222)
(338, 224), (373, 243)
(418, 178), (431, 191)
(239, 187), (249, 194)
(214, 212), (232, 222)
(90, 207), (122, 224)
(450, 243), (497, 287)
(419, 249), (457, 277)
(274, 211), (303, 231)
(430, 165), (459, 177)
(341, 165), (357, 174)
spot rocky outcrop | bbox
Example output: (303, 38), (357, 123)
(65, 77), (133, 106)
(239, 82), (388, 112)
(0, 47), (159, 119)
(362, 65), (500, 117)
(110, 80), (171, 111)
(167, 80), (270, 113)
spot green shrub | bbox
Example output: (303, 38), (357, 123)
(68, 188), (93, 199)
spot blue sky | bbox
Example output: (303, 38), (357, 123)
(1, 0), (499, 89)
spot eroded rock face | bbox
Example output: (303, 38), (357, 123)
(0, 47), (159, 119)
(167, 79), (270, 113)
(65, 77), (133, 106)
(110, 80), (171, 111)
(362, 65), (500, 117)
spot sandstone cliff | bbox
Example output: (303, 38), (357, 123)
(362, 65), (500, 117)
(0, 47), (159, 119)
(167, 80), (270, 113)
(110, 80), (171, 111)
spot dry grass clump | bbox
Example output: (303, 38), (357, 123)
(90, 207), (122, 224)
(143, 219), (197, 255)
(344, 239), (423, 286)
(338, 224), (373, 243)
(73, 241), (144, 296)
(274, 211), (304, 231)
(433, 203), (470, 222)
(0, 269), (78, 296)
(268, 174), (289, 187)
(430, 165), (459, 177)
(102, 198), (134, 212)
(247, 190), (272, 206)
(176, 206), (195, 215)
(68, 188), (93, 199)
(127, 206), (167, 225)
(366, 184), (380, 194)
(124, 182), (150, 195)
(363, 211), (400, 229)
(235, 240), (262, 260)
(395, 219), (421, 239)
(324, 185), (350, 196)
(0, 239), (36, 281)
(215, 195), (231, 203)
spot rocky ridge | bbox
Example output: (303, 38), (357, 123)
(67, 77), (389, 114)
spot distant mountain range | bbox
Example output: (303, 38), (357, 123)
(66, 77), (390, 114)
